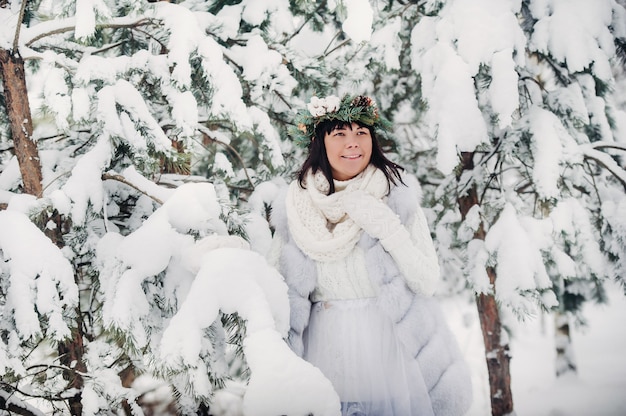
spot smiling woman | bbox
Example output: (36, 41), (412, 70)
(323, 122), (373, 181)
(267, 94), (474, 415)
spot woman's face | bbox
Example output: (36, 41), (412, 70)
(323, 122), (373, 181)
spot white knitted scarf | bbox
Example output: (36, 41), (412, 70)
(286, 164), (388, 262)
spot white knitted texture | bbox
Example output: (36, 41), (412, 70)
(381, 209), (440, 296)
(311, 248), (377, 302)
(342, 189), (403, 240)
(344, 188), (440, 296)
(285, 165), (387, 262)
(284, 165), (440, 298)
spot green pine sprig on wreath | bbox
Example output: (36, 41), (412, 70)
(289, 94), (392, 148)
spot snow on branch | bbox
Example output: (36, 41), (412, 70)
(580, 145), (626, 188)
(0, 210), (78, 342)
(586, 141), (626, 152)
(0, 388), (46, 416)
(102, 166), (175, 206)
(484, 204), (557, 316)
(50, 135), (111, 225)
(97, 80), (173, 154)
(97, 183), (226, 344)
(95, 182), (340, 414)
(22, 16), (152, 48)
(159, 247), (341, 416)
(550, 198), (609, 279)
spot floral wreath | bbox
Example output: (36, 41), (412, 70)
(289, 94), (392, 148)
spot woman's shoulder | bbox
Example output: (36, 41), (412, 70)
(398, 170), (422, 194)
(387, 171), (423, 221)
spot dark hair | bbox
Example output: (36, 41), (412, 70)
(297, 120), (405, 194)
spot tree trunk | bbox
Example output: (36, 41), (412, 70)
(476, 271), (514, 416)
(554, 311), (577, 376)
(1, 46), (85, 415)
(457, 152), (514, 416)
(0, 48), (42, 196)
(45, 211), (85, 416)
(57, 325), (87, 416)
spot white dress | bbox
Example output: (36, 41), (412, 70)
(303, 297), (435, 415)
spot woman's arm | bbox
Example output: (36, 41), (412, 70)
(381, 204), (440, 296)
(343, 186), (441, 296)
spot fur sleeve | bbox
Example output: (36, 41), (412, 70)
(403, 296), (473, 416)
(269, 183), (316, 356)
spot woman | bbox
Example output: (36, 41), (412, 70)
(269, 94), (472, 415)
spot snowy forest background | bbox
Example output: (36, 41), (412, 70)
(0, 0), (625, 415)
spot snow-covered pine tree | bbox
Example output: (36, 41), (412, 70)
(0, 0), (338, 414)
(2, 0), (626, 414)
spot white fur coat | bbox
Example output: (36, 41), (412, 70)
(270, 173), (473, 416)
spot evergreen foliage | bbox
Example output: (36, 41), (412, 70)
(0, 0), (625, 414)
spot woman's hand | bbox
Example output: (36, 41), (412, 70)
(342, 189), (403, 241)
(344, 189), (439, 296)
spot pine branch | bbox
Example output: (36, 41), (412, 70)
(1, 376), (79, 406)
(40, 171), (72, 195)
(284, 0), (328, 43)
(580, 146), (626, 189)
(0, 388), (44, 416)
(615, 36), (626, 66)
(321, 30), (342, 57)
(24, 17), (153, 48)
(12, 0), (28, 52)
(196, 125), (255, 191)
(587, 141), (626, 152)
(322, 36), (352, 59)
(101, 172), (164, 205)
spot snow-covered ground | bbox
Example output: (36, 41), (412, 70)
(447, 281), (626, 416)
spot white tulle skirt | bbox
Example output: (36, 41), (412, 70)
(303, 298), (434, 416)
